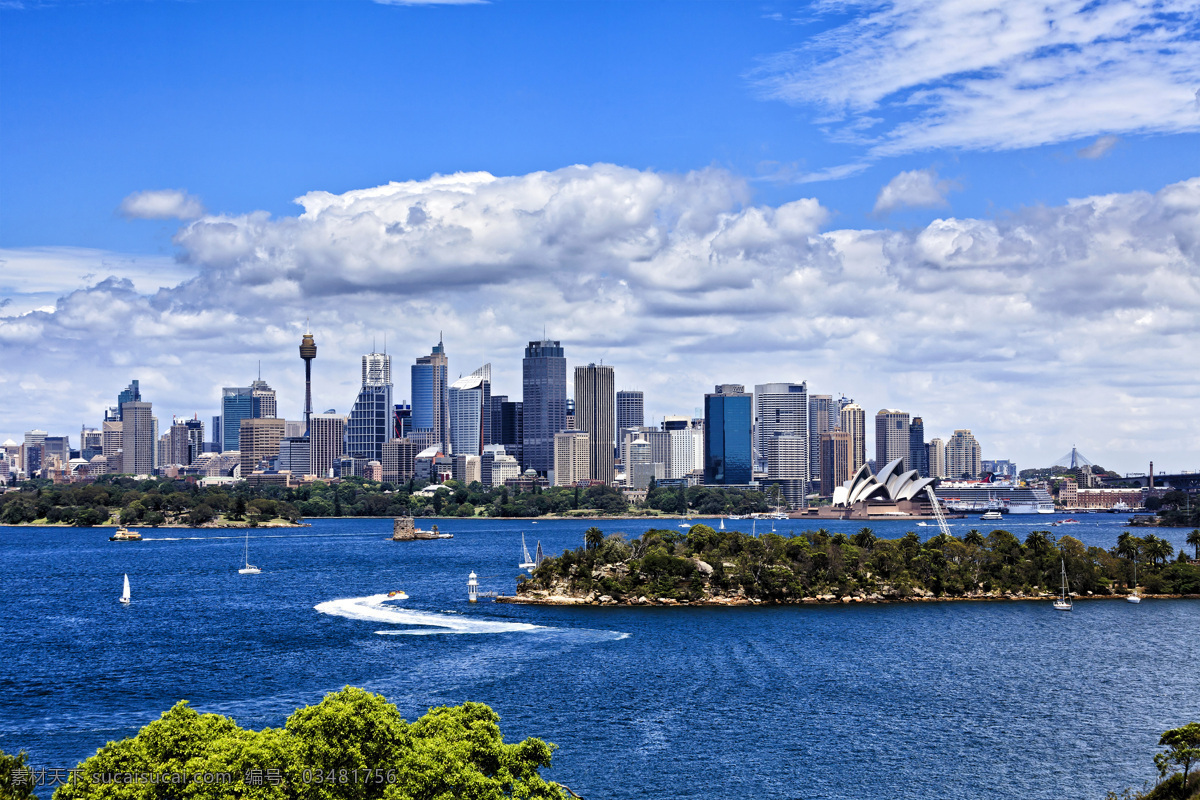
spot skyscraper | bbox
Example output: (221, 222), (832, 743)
(574, 363), (615, 484)
(521, 339), (566, 476)
(121, 400), (154, 476)
(704, 384), (752, 485)
(928, 437), (946, 478)
(808, 394), (833, 485)
(946, 429), (982, 479)
(909, 416), (929, 478)
(839, 403), (866, 474)
(299, 328), (317, 433)
(221, 386), (259, 452)
(239, 417), (285, 476)
(448, 364), (491, 457)
(250, 377), (277, 419)
(553, 431), (590, 487)
(493, 399), (523, 468)
(309, 413), (347, 478)
(875, 409), (910, 472)
(820, 429), (852, 496)
(116, 380), (141, 421)
(616, 390), (644, 442)
(412, 338), (449, 451)
(755, 382), (809, 484)
(345, 351), (393, 461)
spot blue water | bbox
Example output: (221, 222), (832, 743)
(2, 515), (1198, 799)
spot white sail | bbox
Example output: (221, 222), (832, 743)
(519, 533), (536, 571)
(239, 530), (261, 574)
(120, 574), (131, 604)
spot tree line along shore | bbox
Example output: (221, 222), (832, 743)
(509, 524), (1200, 607)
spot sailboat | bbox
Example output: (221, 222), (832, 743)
(1127, 559), (1142, 604)
(519, 533), (537, 572)
(1053, 559), (1072, 611)
(238, 530), (261, 575)
(719, 518), (725, 530)
(119, 574), (131, 605)
(534, 540), (545, 568)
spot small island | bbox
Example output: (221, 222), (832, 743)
(501, 524), (1200, 607)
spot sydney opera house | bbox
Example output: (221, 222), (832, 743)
(806, 458), (945, 519)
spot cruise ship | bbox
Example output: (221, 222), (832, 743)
(935, 480), (1055, 514)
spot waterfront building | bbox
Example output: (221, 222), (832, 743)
(928, 438), (946, 479)
(704, 384), (752, 485)
(448, 364), (491, 457)
(839, 403), (867, 474)
(553, 430), (590, 486)
(820, 429), (852, 497)
(345, 351), (393, 461)
(808, 394), (833, 485)
(239, 417), (285, 477)
(616, 390), (644, 443)
(909, 416), (929, 478)
(946, 429), (982, 479)
(121, 400), (154, 476)
(381, 437), (422, 483)
(309, 413), (346, 478)
(299, 328), (317, 433)
(574, 363), (615, 483)
(521, 339), (567, 476)
(755, 382), (809, 486)
(875, 409), (910, 473)
(411, 338), (450, 452)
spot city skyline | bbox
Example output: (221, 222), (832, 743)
(2, 3), (1198, 474)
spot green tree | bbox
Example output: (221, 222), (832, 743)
(0, 748), (37, 800)
(54, 687), (567, 800)
(852, 528), (877, 550)
(584, 526), (604, 550)
(1187, 529), (1200, 561)
(1154, 722), (1200, 788)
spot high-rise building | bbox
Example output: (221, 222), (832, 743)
(765, 432), (809, 508)
(946, 429), (982, 479)
(839, 403), (866, 474)
(80, 427), (102, 461)
(491, 398), (523, 468)
(574, 364), (615, 484)
(299, 328), (317, 433)
(909, 416), (929, 478)
(382, 437), (422, 483)
(411, 338), (449, 451)
(626, 437), (656, 490)
(875, 409), (910, 472)
(808, 394), (833, 485)
(239, 417), (285, 476)
(168, 421), (191, 466)
(553, 431), (590, 487)
(309, 413), (346, 478)
(820, 429), (852, 496)
(704, 384), (752, 485)
(116, 380), (141, 421)
(251, 378), (277, 419)
(393, 403), (412, 440)
(521, 339), (566, 476)
(345, 351), (393, 461)
(928, 438), (946, 479)
(221, 386), (260, 452)
(102, 420), (123, 473)
(755, 383), (809, 484)
(616, 390), (644, 442)
(449, 364), (491, 457)
(278, 436), (311, 476)
(121, 400), (154, 476)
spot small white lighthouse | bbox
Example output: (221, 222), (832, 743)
(467, 571), (478, 603)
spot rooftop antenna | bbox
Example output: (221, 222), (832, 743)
(257, 360), (261, 381)
(383, 333), (387, 355)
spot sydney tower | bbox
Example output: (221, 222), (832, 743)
(300, 327), (317, 434)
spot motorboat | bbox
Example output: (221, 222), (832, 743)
(980, 510), (1004, 521)
(109, 526), (142, 541)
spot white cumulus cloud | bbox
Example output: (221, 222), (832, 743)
(118, 188), (206, 220)
(873, 168), (955, 214)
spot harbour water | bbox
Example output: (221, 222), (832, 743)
(2, 515), (1198, 799)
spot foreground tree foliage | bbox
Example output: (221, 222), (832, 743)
(1108, 722), (1200, 800)
(51, 687), (567, 800)
(523, 524), (1200, 602)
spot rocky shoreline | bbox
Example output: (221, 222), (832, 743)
(497, 589), (1198, 607)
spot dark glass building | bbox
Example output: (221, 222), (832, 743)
(704, 384), (752, 485)
(909, 416), (929, 478)
(521, 339), (566, 475)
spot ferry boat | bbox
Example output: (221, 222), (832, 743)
(936, 480), (1054, 514)
(980, 510), (1004, 521)
(109, 526), (142, 541)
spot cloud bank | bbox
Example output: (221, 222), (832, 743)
(3, 164), (1199, 471)
(758, 0), (1200, 156)
(873, 168), (955, 214)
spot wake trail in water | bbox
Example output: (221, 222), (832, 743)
(315, 593), (627, 642)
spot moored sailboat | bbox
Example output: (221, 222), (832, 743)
(238, 530), (261, 575)
(1053, 559), (1072, 611)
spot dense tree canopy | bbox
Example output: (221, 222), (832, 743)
(50, 687), (567, 800)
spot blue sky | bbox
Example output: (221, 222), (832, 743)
(2, 0), (1199, 472)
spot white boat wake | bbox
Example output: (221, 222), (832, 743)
(315, 593), (627, 641)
